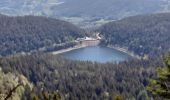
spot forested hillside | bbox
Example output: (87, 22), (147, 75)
(0, 53), (163, 99)
(99, 13), (170, 57)
(0, 15), (85, 56)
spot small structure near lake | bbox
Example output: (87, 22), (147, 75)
(76, 37), (100, 46)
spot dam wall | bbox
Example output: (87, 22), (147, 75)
(78, 40), (101, 46)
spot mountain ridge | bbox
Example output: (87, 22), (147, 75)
(1, 0), (170, 27)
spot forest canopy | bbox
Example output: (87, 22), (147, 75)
(0, 15), (85, 56)
(99, 13), (170, 57)
(0, 53), (163, 100)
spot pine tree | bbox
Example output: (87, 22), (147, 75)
(31, 91), (39, 100)
(113, 94), (123, 100)
(42, 91), (49, 100)
(53, 92), (61, 100)
(146, 55), (170, 99)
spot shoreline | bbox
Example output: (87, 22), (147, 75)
(52, 44), (141, 59)
(107, 45), (141, 59)
(52, 45), (87, 55)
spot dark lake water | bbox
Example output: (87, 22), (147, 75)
(61, 46), (130, 63)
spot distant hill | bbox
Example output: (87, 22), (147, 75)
(1, 0), (170, 27)
(53, 0), (169, 19)
(99, 13), (170, 57)
(0, 0), (60, 16)
(0, 15), (85, 56)
(1, 0), (170, 18)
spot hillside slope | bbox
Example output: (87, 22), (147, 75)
(0, 15), (85, 56)
(53, 0), (167, 18)
(99, 13), (170, 57)
(1, 0), (169, 18)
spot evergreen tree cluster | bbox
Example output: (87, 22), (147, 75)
(147, 55), (170, 99)
(99, 13), (170, 57)
(0, 53), (162, 100)
(0, 15), (85, 56)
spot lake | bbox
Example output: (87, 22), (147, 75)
(61, 46), (130, 63)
